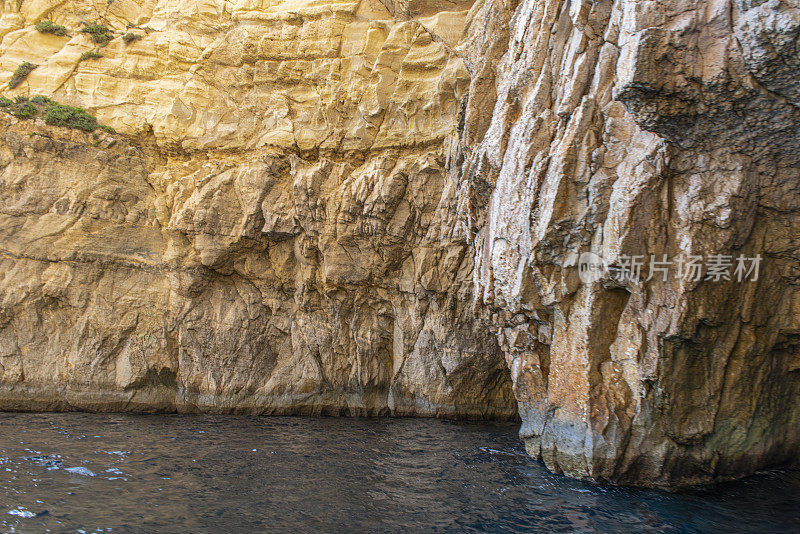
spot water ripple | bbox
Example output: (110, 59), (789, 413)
(0, 413), (797, 533)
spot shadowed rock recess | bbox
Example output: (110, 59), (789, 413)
(0, 0), (796, 487)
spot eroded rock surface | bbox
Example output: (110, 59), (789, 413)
(0, 0), (516, 419)
(0, 0), (797, 487)
(458, 0), (800, 486)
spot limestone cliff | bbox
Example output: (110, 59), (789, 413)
(0, 0), (517, 419)
(0, 0), (797, 488)
(458, 0), (800, 486)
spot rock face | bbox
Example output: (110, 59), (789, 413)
(458, 0), (800, 486)
(0, 0), (516, 419)
(0, 0), (797, 487)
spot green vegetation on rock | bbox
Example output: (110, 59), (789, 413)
(4, 96), (38, 119)
(43, 102), (99, 131)
(80, 50), (104, 61)
(122, 32), (142, 44)
(35, 20), (68, 36)
(0, 96), (39, 119)
(0, 95), (115, 134)
(8, 62), (37, 89)
(80, 23), (114, 44)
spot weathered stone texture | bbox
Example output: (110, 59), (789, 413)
(0, 0), (516, 419)
(0, 0), (797, 487)
(459, 0), (800, 486)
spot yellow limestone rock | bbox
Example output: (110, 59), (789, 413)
(0, 0), (516, 419)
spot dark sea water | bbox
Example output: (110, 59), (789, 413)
(0, 414), (797, 533)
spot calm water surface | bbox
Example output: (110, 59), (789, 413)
(0, 413), (797, 533)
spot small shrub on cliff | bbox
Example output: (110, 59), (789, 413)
(0, 94), (115, 134)
(43, 102), (99, 132)
(11, 101), (37, 119)
(8, 62), (37, 89)
(0, 96), (38, 119)
(80, 50), (103, 61)
(80, 23), (114, 44)
(30, 95), (52, 105)
(35, 20), (68, 36)
(122, 32), (141, 44)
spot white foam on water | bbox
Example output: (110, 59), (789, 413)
(65, 466), (95, 477)
(7, 509), (36, 518)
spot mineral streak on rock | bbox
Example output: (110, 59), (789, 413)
(0, 0), (797, 488)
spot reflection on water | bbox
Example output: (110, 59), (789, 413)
(0, 413), (797, 533)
